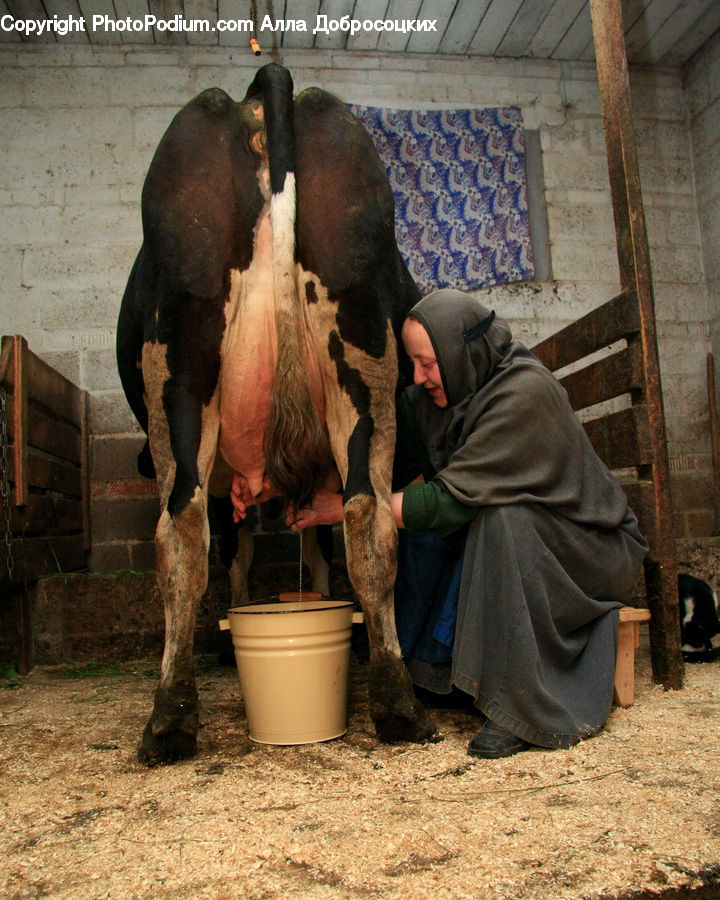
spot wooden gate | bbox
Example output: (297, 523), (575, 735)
(0, 335), (90, 588)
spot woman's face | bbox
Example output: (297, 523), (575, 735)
(402, 317), (448, 408)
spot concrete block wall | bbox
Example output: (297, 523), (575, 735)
(0, 43), (716, 575)
(685, 30), (720, 513)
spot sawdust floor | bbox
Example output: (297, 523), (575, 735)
(1, 633), (719, 900)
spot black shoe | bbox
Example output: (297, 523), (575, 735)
(467, 721), (530, 759)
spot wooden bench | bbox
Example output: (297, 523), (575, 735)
(615, 606), (651, 707)
(532, 289), (682, 706)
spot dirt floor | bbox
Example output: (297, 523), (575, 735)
(1, 633), (719, 900)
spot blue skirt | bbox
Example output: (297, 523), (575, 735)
(394, 531), (463, 666)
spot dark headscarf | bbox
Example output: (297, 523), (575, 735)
(405, 289), (629, 528)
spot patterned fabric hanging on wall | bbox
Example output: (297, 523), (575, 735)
(351, 105), (534, 295)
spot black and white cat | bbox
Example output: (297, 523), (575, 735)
(679, 573), (720, 662)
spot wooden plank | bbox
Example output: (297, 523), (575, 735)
(216, 0), (255, 48)
(658, 0), (720, 67)
(0, 0), (21, 42)
(624, 0), (680, 62)
(10, 493), (85, 535)
(377, 0), (423, 53)
(620, 478), (658, 547)
(28, 405), (82, 464)
(556, 342), (643, 412)
(13, 337), (27, 506)
(43, 0), (89, 41)
(528, 0), (586, 59)
(438, 0), (490, 55)
(551, 1), (593, 60)
(0, 336), (13, 384)
(314, 0), (355, 50)
(531, 290), (640, 373)
(7, 533), (87, 581)
(407, 0), (456, 54)
(468, 0), (524, 56)
(2, 346), (84, 428)
(619, 606), (651, 624)
(272, 0), (315, 50)
(10, 448), (83, 499)
(113, 0), (154, 44)
(618, 0), (648, 33)
(77, 0), (123, 44)
(497, 0), (554, 58)
(583, 404), (651, 470)
(183, 0), (218, 45)
(147, 0), (186, 44)
(81, 390), (91, 551)
(346, 0), (384, 50)
(26, 352), (83, 426)
(5, 400), (83, 466)
(632, 0), (707, 65)
(5, 0), (54, 42)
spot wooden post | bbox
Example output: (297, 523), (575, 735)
(12, 335), (28, 507)
(589, 0), (683, 690)
(81, 390), (92, 552)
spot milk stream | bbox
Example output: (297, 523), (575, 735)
(298, 529), (303, 602)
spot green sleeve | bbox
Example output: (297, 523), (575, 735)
(401, 480), (477, 538)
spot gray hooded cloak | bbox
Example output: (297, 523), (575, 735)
(399, 289), (648, 748)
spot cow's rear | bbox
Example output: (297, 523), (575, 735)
(117, 63), (433, 764)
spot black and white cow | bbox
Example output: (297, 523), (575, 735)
(117, 63), (436, 764)
(678, 573), (720, 662)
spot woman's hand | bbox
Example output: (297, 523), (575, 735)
(287, 488), (344, 532)
(230, 473), (277, 523)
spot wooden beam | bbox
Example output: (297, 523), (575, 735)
(81, 389), (91, 552)
(589, 0), (683, 691)
(531, 289), (640, 371)
(12, 336), (28, 507)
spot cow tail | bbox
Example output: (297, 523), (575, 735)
(246, 64), (331, 510)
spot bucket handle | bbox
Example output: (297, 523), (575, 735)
(220, 612), (363, 629)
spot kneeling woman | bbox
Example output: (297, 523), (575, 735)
(290, 289), (648, 759)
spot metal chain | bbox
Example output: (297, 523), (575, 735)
(0, 386), (15, 583)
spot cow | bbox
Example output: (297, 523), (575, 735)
(117, 62), (437, 764)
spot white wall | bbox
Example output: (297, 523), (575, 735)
(0, 43), (715, 563)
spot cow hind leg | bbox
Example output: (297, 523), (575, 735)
(138, 335), (221, 765)
(325, 330), (436, 743)
(138, 487), (210, 765)
(343, 491), (437, 743)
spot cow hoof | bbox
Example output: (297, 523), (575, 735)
(369, 656), (439, 744)
(137, 721), (198, 766)
(137, 681), (199, 766)
(374, 700), (440, 744)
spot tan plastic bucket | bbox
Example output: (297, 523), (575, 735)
(219, 596), (357, 745)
